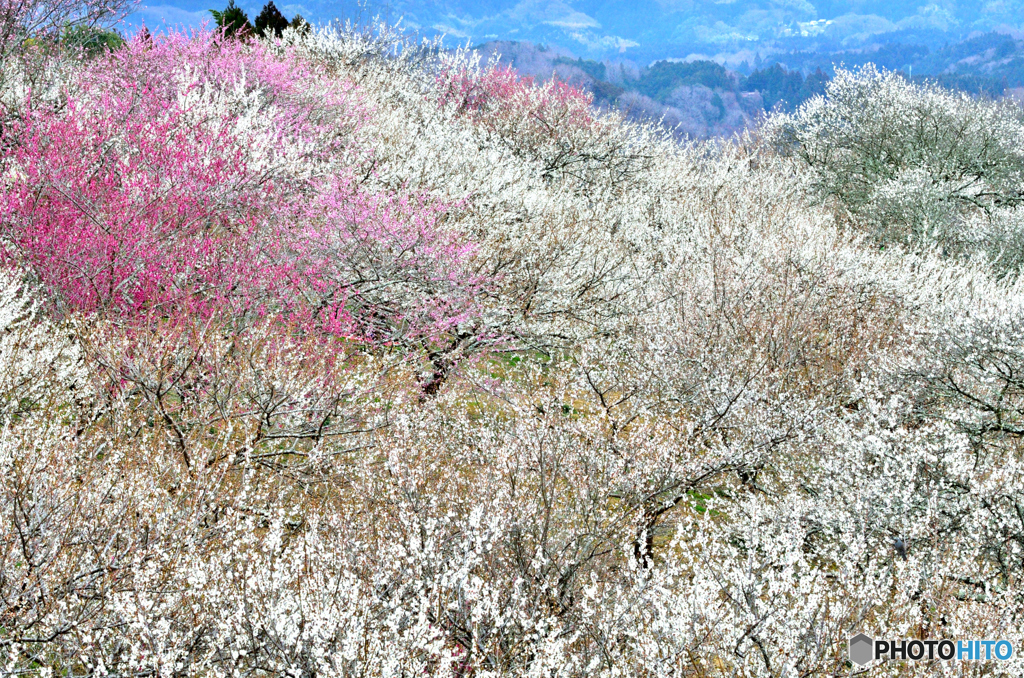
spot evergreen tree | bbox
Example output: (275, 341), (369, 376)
(209, 0), (251, 39)
(254, 1), (288, 39)
(62, 25), (124, 55)
(289, 13), (311, 35)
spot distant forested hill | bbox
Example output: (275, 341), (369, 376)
(476, 29), (1024, 139)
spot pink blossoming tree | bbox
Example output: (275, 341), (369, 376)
(0, 31), (485, 349)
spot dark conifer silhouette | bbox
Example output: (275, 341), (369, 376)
(289, 13), (311, 35)
(254, 2), (289, 39)
(209, 0), (252, 39)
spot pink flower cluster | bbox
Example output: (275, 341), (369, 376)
(0, 31), (483, 346)
(437, 63), (597, 133)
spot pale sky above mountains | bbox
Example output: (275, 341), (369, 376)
(128, 1), (1024, 63)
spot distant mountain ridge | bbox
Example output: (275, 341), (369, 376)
(331, 1), (1022, 65)
(474, 29), (1024, 140)
(133, 1), (1024, 66)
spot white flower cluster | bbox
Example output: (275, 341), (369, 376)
(766, 64), (1024, 275)
(0, 267), (84, 417)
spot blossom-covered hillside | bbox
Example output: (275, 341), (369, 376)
(2, 14), (1024, 677)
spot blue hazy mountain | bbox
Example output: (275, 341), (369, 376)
(132, 1), (1024, 64)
